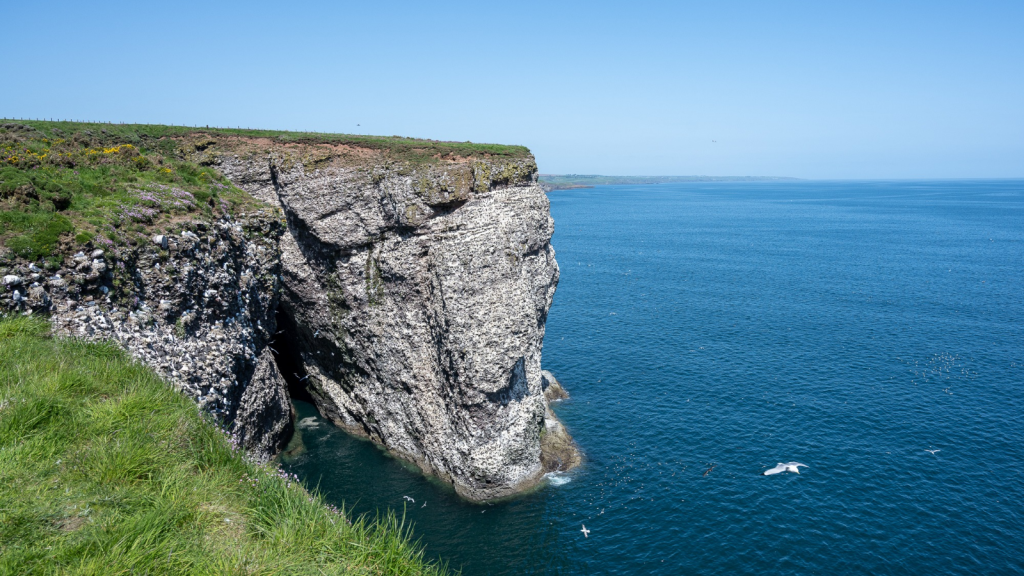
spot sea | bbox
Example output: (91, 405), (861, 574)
(283, 180), (1024, 575)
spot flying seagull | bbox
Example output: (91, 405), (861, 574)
(403, 495), (415, 504)
(581, 524), (590, 538)
(762, 462), (808, 475)
(925, 449), (940, 455)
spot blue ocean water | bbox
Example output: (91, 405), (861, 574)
(283, 180), (1024, 575)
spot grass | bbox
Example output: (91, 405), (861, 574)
(0, 210), (73, 261)
(8, 119), (531, 165)
(0, 315), (448, 575)
(0, 122), (269, 262)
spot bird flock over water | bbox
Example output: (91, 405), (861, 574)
(897, 352), (977, 394)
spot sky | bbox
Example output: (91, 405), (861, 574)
(2, 1), (1021, 179)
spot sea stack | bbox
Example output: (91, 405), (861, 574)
(208, 136), (582, 500)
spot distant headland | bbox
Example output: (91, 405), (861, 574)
(538, 174), (800, 191)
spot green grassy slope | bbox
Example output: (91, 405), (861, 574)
(0, 120), (270, 263)
(0, 316), (447, 575)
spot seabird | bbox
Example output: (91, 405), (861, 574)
(581, 524), (590, 538)
(925, 449), (940, 455)
(403, 495), (415, 504)
(762, 462), (808, 475)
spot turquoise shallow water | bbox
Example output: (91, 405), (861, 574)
(283, 180), (1024, 575)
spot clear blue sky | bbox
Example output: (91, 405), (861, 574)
(3, 1), (1021, 178)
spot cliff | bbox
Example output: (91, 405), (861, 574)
(0, 120), (579, 501)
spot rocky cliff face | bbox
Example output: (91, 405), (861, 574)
(1, 131), (579, 501)
(207, 138), (574, 500)
(1, 212), (293, 460)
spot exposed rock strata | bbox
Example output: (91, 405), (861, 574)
(541, 406), (581, 472)
(541, 369), (569, 402)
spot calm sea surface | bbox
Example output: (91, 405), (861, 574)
(283, 180), (1024, 575)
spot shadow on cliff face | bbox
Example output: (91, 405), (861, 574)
(271, 307), (315, 405)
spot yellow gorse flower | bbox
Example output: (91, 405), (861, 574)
(102, 144), (135, 154)
(1, 138), (139, 165)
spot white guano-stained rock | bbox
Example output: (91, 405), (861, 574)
(218, 150), (577, 501)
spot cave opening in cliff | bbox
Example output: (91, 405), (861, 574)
(272, 307), (315, 404)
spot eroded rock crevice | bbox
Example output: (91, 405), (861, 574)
(271, 306), (314, 405)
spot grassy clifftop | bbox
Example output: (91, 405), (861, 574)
(0, 119), (532, 264)
(7, 120), (531, 165)
(0, 316), (446, 575)
(0, 120), (271, 263)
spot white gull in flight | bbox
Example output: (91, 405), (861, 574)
(762, 462), (808, 475)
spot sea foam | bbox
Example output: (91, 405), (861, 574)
(544, 472), (572, 486)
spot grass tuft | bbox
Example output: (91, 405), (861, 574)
(0, 315), (448, 575)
